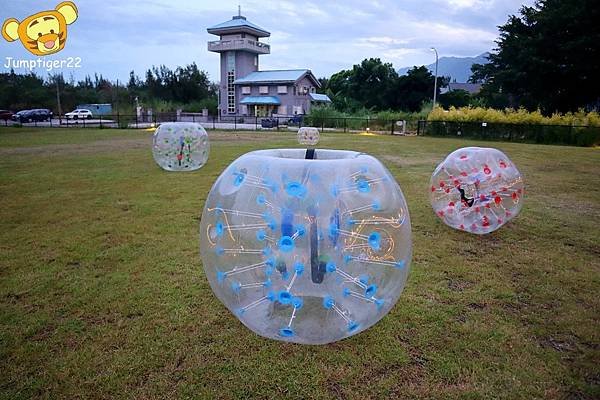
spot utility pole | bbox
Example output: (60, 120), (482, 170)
(430, 47), (439, 108)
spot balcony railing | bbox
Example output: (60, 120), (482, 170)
(208, 39), (270, 54)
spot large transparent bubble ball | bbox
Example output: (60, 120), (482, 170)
(430, 147), (524, 234)
(200, 149), (412, 344)
(297, 127), (320, 146)
(152, 122), (209, 171)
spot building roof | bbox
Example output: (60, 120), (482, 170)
(309, 93), (332, 103)
(233, 69), (320, 87)
(240, 96), (281, 105)
(207, 15), (270, 37)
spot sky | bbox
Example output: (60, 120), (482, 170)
(0, 0), (532, 83)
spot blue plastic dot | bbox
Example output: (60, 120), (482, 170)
(326, 261), (336, 273)
(374, 298), (385, 310)
(281, 271), (289, 281)
(216, 271), (226, 283)
(233, 171), (245, 187)
(263, 280), (272, 288)
(231, 281), (241, 294)
(278, 291), (292, 305)
(215, 246), (224, 256)
(267, 291), (276, 301)
(395, 260), (406, 269)
(365, 284), (378, 297)
(215, 221), (224, 237)
(359, 274), (369, 285)
(368, 232), (381, 251)
(256, 229), (266, 241)
(323, 296), (335, 309)
(295, 224), (306, 237)
(262, 247), (272, 256)
(279, 327), (295, 337)
(372, 201), (381, 211)
(265, 258), (275, 267)
(294, 262), (305, 275)
(285, 181), (306, 198)
(342, 288), (351, 297)
(328, 223), (339, 237)
(292, 297), (304, 309)
(278, 236), (294, 252)
(347, 321), (360, 332)
(265, 266), (274, 276)
(357, 179), (371, 193)
(235, 308), (245, 316)
(343, 254), (353, 264)
(256, 193), (266, 205)
(346, 219), (357, 227)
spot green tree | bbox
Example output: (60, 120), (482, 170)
(471, 0), (600, 113)
(439, 89), (471, 108)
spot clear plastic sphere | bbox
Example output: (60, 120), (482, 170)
(200, 149), (412, 344)
(297, 127), (320, 146)
(152, 122), (209, 171)
(429, 147), (524, 234)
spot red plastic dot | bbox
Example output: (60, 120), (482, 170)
(431, 186), (436, 192)
(459, 224), (465, 230)
(460, 155), (467, 160)
(512, 192), (518, 200)
(475, 206), (480, 213)
(483, 166), (491, 175)
(479, 194), (486, 201)
(460, 171), (468, 177)
(499, 160), (507, 168)
(448, 201), (455, 207)
(438, 210), (445, 217)
(445, 188), (450, 193)
(494, 196), (502, 205)
(439, 181), (445, 188)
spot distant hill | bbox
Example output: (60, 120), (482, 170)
(398, 53), (489, 83)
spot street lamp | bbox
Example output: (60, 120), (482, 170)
(430, 47), (439, 109)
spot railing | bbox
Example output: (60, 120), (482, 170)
(417, 120), (600, 147)
(0, 114), (414, 134)
(207, 39), (270, 53)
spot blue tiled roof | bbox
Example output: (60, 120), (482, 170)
(240, 96), (281, 105)
(309, 93), (332, 103)
(207, 16), (270, 37)
(233, 70), (309, 84)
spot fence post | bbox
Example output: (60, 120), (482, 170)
(255, 116), (258, 130)
(117, 113), (120, 128)
(344, 118), (347, 133)
(234, 116), (237, 130)
(99, 114), (102, 128)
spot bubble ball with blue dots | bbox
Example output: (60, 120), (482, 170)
(200, 149), (412, 344)
(152, 122), (209, 171)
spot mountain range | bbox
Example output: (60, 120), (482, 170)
(397, 53), (489, 83)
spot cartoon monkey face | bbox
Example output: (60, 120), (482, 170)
(2, 2), (78, 56)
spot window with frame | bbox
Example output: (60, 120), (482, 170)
(277, 85), (288, 94)
(227, 71), (235, 113)
(242, 86), (251, 94)
(259, 86), (269, 94)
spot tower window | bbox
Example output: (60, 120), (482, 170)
(227, 71), (235, 113)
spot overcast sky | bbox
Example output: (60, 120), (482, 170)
(1, 0), (532, 83)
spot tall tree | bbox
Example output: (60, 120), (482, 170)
(471, 0), (600, 113)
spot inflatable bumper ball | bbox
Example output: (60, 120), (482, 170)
(430, 147), (524, 234)
(152, 122), (209, 171)
(200, 149), (412, 344)
(297, 127), (320, 146)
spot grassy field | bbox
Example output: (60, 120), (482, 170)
(0, 127), (598, 399)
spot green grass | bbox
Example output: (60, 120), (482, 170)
(0, 127), (598, 399)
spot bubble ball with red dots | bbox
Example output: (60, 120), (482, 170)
(429, 147), (524, 234)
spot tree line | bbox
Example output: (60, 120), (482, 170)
(0, 62), (217, 115)
(0, 0), (596, 116)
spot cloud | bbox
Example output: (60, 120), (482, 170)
(0, 0), (533, 82)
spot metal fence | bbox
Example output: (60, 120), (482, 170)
(1, 114), (414, 134)
(417, 120), (600, 147)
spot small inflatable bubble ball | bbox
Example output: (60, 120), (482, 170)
(152, 122), (209, 171)
(430, 147), (524, 234)
(297, 127), (320, 146)
(200, 149), (412, 344)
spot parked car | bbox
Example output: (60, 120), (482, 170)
(0, 110), (14, 121)
(65, 109), (93, 119)
(12, 110), (30, 122)
(15, 109), (53, 123)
